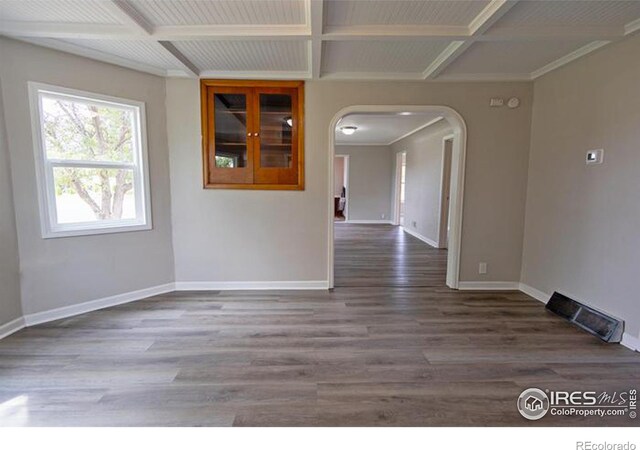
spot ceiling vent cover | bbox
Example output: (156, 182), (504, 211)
(545, 292), (623, 342)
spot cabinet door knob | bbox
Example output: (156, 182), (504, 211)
(247, 132), (251, 137)
(254, 133), (259, 137)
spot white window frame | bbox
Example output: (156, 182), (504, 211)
(28, 82), (152, 238)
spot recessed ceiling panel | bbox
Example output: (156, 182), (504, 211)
(172, 40), (307, 72)
(323, 40), (450, 74)
(336, 113), (444, 145)
(58, 39), (185, 70)
(0, 0), (122, 24)
(490, 0), (640, 28)
(133, 0), (306, 26)
(441, 40), (593, 76)
(325, 0), (491, 26)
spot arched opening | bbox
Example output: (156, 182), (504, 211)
(327, 105), (468, 289)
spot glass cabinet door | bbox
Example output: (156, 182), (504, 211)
(253, 88), (299, 185)
(204, 86), (254, 184)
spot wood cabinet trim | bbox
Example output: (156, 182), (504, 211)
(200, 79), (304, 190)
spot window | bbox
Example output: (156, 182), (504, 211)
(29, 83), (151, 238)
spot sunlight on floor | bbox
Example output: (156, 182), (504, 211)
(0, 394), (29, 426)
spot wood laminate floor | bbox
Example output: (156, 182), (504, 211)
(335, 224), (447, 287)
(0, 225), (638, 426)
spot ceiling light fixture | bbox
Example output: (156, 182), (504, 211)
(340, 126), (358, 135)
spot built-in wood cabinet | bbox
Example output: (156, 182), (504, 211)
(200, 80), (304, 190)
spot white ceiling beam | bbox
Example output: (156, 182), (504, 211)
(423, 0), (519, 79)
(309, 0), (324, 79)
(322, 25), (469, 41)
(153, 25), (310, 41)
(102, 0), (199, 77)
(480, 25), (625, 41)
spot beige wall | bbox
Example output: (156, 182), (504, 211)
(0, 78), (23, 328)
(336, 145), (393, 221)
(0, 38), (175, 315)
(522, 33), (640, 336)
(167, 78), (532, 283)
(333, 156), (344, 197)
(391, 120), (454, 245)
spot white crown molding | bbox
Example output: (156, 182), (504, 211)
(387, 116), (444, 145)
(23, 283), (176, 326)
(198, 70), (311, 80)
(624, 17), (640, 36)
(458, 281), (521, 290)
(435, 73), (532, 82)
(0, 317), (26, 340)
(320, 72), (424, 80)
(531, 40), (610, 79)
(401, 226), (439, 249)
(174, 281), (329, 290)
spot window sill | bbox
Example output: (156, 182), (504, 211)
(42, 222), (152, 239)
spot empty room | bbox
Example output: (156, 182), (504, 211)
(1, 0), (640, 444)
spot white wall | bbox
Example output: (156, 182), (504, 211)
(522, 33), (640, 337)
(0, 38), (175, 316)
(336, 145), (392, 221)
(391, 120), (454, 245)
(167, 78), (532, 284)
(0, 78), (23, 328)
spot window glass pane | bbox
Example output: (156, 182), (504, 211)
(41, 95), (135, 163)
(260, 93), (292, 168)
(52, 167), (136, 224)
(214, 93), (247, 168)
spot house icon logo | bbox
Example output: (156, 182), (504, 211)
(518, 388), (549, 420)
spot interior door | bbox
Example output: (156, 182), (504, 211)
(253, 87), (299, 185)
(204, 85), (254, 185)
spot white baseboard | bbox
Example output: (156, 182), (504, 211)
(401, 226), (439, 248)
(621, 333), (640, 352)
(0, 316), (26, 340)
(343, 220), (393, 224)
(518, 283), (550, 304)
(458, 281), (521, 290)
(22, 283), (175, 326)
(175, 280), (330, 290)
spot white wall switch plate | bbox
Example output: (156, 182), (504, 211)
(586, 149), (604, 165)
(479, 262), (487, 274)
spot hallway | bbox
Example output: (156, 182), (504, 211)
(334, 224), (447, 287)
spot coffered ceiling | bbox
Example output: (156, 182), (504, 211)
(1, 0), (639, 80)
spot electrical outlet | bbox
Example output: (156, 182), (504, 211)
(412, 221), (417, 228)
(479, 262), (487, 274)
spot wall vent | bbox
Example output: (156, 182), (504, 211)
(545, 292), (623, 342)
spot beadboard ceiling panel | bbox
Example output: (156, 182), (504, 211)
(325, 0), (491, 26)
(58, 39), (185, 70)
(490, 0), (640, 28)
(172, 40), (308, 72)
(1, 0), (640, 79)
(0, 0), (122, 24)
(441, 40), (593, 76)
(132, 0), (306, 26)
(323, 40), (451, 74)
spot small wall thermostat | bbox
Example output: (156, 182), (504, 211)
(586, 149), (604, 165)
(507, 97), (520, 108)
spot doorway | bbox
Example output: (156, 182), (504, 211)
(333, 155), (349, 221)
(393, 152), (407, 226)
(438, 136), (454, 249)
(328, 105), (467, 289)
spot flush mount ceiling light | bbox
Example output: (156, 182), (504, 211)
(340, 126), (358, 135)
